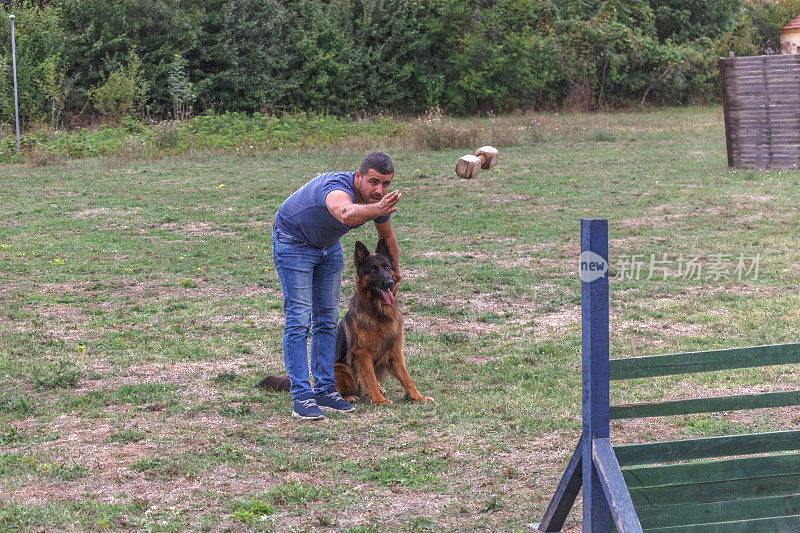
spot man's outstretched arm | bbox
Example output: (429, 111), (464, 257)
(325, 190), (400, 227)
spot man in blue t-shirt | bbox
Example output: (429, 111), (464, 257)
(271, 151), (400, 420)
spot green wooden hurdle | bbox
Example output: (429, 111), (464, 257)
(532, 219), (800, 532)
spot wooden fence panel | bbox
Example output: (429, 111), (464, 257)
(720, 54), (800, 169)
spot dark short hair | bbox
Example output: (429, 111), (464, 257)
(359, 151), (394, 176)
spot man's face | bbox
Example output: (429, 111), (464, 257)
(356, 168), (393, 203)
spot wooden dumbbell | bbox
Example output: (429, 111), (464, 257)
(455, 146), (499, 179)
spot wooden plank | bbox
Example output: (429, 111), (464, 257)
(729, 160), (799, 168)
(593, 438), (643, 533)
(736, 154), (800, 160)
(731, 133), (800, 138)
(731, 144), (800, 151)
(581, 218), (611, 533)
(727, 67), (800, 75)
(728, 81), (800, 87)
(731, 145), (800, 151)
(726, 73), (800, 80)
(728, 82), (800, 90)
(729, 111), (800, 118)
(731, 131), (800, 136)
(628, 472), (800, 508)
(728, 105), (799, 112)
(731, 130), (800, 135)
(609, 343), (800, 380)
(727, 73), (800, 81)
(733, 143), (800, 149)
(733, 139), (800, 144)
(644, 514), (800, 533)
(730, 108), (800, 114)
(738, 162), (799, 170)
(729, 121), (799, 127)
(721, 58), (734, 168)
(636, 494), (800, 528)
(622, 454), (800, 489)
(734, 151), (800, 156)
(729, 107), (800, 113)
(729, 111), (800, 117)
(730, 124), (800, 129)
(726, 56), (800, 63)
(729, 106), (800, 113)
(724, 54), (800, 65)
(733, 150), (800, 157)
(728, 87), (800, 93)
(614, 430), (800, 466)
(611, 390), (800, 419)
(537, 436), (584, 532)
(735, 145), (800, 150)
(731, 137), (800, 144)
(726, 55), (798, 61)
(727, 63), (800, 69)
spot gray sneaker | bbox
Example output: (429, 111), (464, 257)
(292, 395), (325, 420)
(315, 389), (356, 413)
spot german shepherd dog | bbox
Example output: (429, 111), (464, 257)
(257, 239), (432, 405)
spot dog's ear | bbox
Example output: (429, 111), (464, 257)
(375, 238), (396, 271)
(375, 238), (392, 261)
(354, 241), (370, 266)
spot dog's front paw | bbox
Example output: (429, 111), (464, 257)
(372, 396), (393, 405)
(408, 393), (434, 402)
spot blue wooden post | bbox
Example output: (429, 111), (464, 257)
(581, 219), (610, 532)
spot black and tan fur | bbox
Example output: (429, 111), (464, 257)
(333, 239), (431, 404)
(257, 239), (431, 405)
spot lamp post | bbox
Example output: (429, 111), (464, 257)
(10, 14), (20, 154)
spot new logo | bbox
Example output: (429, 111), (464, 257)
(579, 251), (608, 283)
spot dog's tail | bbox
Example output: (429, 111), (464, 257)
(255, 375), (290, 391)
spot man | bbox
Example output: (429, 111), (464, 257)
(271, 151), (400, 420)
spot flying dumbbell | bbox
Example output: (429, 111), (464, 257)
(455, 146), (499, 179)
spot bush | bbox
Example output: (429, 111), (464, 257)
(410, 107), (479, 151)
(32, 359), (82, 390)
(89, 50), (147, 124)
(0, 4), (66, 126)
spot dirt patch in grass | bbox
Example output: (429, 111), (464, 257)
(159, 222), (237, 237)
(732, 193), (775, 204)
(33, 278), (281, 305)
(404, 311), (502, 338)
(80, 356), (273, 398)
(619, 319), (704, 337)
(73, 207), (143, 220)
(532, 306), (580, 334)
(39, 189), (81, 197)
(420, 242), (569, 270)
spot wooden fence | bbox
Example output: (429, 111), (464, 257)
(719, 54), (800, 169)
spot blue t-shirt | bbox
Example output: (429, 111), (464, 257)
(274, 172), (391, 249)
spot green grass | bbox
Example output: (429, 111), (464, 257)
(1, 105), (798, 531)
(0, 499), (145, 531)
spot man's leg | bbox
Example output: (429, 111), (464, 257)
(310, 241), (353, 412)
(272, 230), (317, 401)
(310, 241), (343, 393)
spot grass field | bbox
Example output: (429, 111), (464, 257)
(1, 105), (800, 531)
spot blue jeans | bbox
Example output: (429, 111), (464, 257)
(272, 226), (343, 400)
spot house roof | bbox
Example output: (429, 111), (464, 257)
(783, 14), (800, 30)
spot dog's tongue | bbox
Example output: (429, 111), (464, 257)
(379, 289), (395, 305)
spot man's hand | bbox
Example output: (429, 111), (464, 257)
(375, 190), (401, 218)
